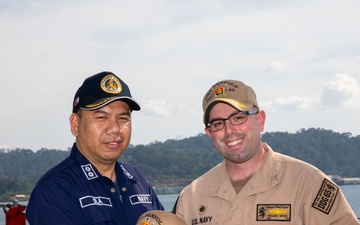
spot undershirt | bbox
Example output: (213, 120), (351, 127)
(232, 176), (252, 194)
(114, 179), (122, 202)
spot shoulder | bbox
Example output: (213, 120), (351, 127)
(272, 150), (322, 174)
(182, 161), (223, 192)
(266, 147), (331, 193)
(264, 143), (322, 174)
(28, 157), (82, 208)
(35, 156), (77, 185)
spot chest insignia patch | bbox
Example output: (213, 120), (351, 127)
(256, 204), (291, 221)
(312, 178), (338, 214)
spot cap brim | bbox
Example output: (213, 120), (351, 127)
(81, 96), (141, 111)
(203, 99), (253, 124)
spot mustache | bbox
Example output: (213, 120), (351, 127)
(103, 135), (122, 143)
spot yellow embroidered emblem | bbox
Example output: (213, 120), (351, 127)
(214, 86), (225, 97)
(138, 217), (150, 225)
(100, 74), (122, 94)
(268, 208), (288, 215)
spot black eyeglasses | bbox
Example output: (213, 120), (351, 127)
(206, 110), (259, 132)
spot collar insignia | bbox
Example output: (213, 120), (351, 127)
(120, 165), (134, 179)
(81, 164), (98, 180)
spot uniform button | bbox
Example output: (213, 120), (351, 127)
(111, 188), (116, 193)
(122, 187), (127, 192)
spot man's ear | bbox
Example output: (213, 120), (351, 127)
(205, 127), (212, 138)
(69, 113), (80, 137)
(257, 110), (266, 132)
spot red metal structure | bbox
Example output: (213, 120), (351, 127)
(2, 204), (26, 225)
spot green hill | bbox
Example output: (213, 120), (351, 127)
(0, 128), (359, 201)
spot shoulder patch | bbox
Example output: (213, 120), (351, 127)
(312, 178), (338, 214)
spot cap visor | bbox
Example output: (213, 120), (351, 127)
(82, 97), (141, 111)
(203, 99), (253, 124)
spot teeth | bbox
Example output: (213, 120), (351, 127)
(228, 139), (242, 146)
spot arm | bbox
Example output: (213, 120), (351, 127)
(303, 177), (359, 225)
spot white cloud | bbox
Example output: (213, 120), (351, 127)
(320, 73), (360, 108)
(142, 100), (172, 117)
(261, 96), (316, 113)
(265, 62), (289, 73)
(141, 100), (197, 117)
(0, 145), (12, 150)
(261, 74), (360, 113)
(1, 0), (360, 150)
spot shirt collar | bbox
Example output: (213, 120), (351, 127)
(205, 142), (279, 200)
(70, 143), (138, 183)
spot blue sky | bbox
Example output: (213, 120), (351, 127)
(1, 0), (359, 151)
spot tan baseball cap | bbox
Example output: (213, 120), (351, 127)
(202, 80), (259, 124)
(136, 210), (186, 225)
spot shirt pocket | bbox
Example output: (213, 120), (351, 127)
(248, 222), (300, 225)
(82, 205), (117, 224)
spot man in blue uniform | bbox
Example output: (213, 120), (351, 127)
(26, 71), (164, 225)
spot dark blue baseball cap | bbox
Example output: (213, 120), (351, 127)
(72, 71), (141, 113)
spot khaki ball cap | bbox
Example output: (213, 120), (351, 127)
(136, 210), (186, 225)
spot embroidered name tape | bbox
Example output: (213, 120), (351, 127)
(130, 194), (152, 205)
(257, 204), (291, 221)
(79, 196), (112, 208)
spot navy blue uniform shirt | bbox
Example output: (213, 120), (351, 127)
(26, 144), (164, 225)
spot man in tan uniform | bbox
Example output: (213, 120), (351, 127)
(175, 80), (359, 224)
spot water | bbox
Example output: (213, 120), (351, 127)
(340, 185), (360, 218)
(158, 193), (179, 212)
(1, 185), (359, 224)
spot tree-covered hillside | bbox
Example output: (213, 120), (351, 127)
(0, 128), (359, 201)
(262, 128), (359, 176)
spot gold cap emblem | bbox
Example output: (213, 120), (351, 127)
(100, 74), (122, 94)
